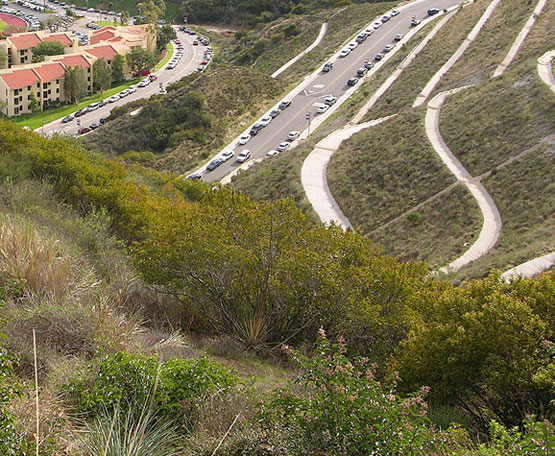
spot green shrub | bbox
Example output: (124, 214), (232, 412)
(63, 352), (240, 430)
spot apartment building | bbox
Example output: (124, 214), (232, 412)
(0, 24), (153, 116)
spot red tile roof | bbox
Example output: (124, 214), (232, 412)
(93, 26), (117, 34)
(0, 68), (40, 89)
(53, 54), (91, 69)
(107, 36), (123, 42)
(33, 62), (65, 82)
(8, 33), (42, 50)
(90, 30), (116, 44)
(42, 33), (73, 47)
(84, 45), (117, 61)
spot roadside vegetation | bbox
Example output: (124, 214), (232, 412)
(0, 119), (554, 453)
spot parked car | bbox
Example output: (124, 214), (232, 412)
(322, 62), (333, 72)
(390, 9), (400, 16)
(206, 157), (223, 171)
(287, 131), (300, 141)
(269, 108), (281, 118)
(187, 173), (202, 180)
(427, 8), (440, 15)
(347, 77), (359, 86)
(89, 122), (100, 129)
(347, 42), (358, 51)
(99, 116), (109, 124)
(236, 149), (251, 163)
(355, 33), (367, 44)
(78, 126), (91, 134)
(364, 61), (375, 70)
(149, 74), (158, 81)
(394, 33), (404, 41)
(381, 14), (391, 22)
(357, 67), (368, 77)
(411, 17), (421, 26)
(278, 100), (291, 110)
(138, 78), (150, 87)
(266, 149), (280, 157)
(259, 115), (272, 127)
(250, 123), (263, 136)
(339, 49), (351, 58)
(74, 108), (86, 117)
(373, 21), (382, 29)
(277, 142), (290, 152)
(61, 114), (74, 123)
(119, 89), (129, 97)
(87, 102), (100, 111)
(220, 150), (234, 161)
(317, 104), (329, 114)
(383, 43), (395, 52)
(324, 96), (337, 106)
(108, 95), (120, 103)
(375, 53), (385, 60)
(238, 134), (251, 145)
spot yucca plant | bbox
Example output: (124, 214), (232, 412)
(78, 403), (183, 456)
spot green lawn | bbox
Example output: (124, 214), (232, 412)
(95, 20), (120, 27)
(0, 20), (7, 32)
(12, 79), (139, 130)
(155, 42), (173, 70)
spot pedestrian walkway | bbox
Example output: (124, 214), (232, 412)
(501, 252), (555, 282)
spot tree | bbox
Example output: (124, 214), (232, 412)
(396, 272), (555, 431)
(119, 10), (130, 26)
(156, 24), (177, 51)
(136, 0), (165, 23)
(111, 54), (125, 82)
(31, 41), (64, 63)
(64, 66), (87, 103)
(43, 16), (70, 32)
(28, 92), (40, 112)
(92, 58), (112, 93)
(0, 48), (7, 67)
(125, 48), (157, 75)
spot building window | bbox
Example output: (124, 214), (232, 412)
(14, 107), (19, 115)
(56, 88), (59, 93)
(14, 98), (18, 105)
(43, 91), (47, 98)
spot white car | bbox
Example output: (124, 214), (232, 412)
(373, 21), (382, 29)
(381, 14), (391, 22)
(266, 149), (280, 157)
(236, 149), (251, 163)
(277, 142), (290, 152)
(365, 28), (374, 36)
(383, 44), (396, 53)
(390, 9), (400, 16)
(259, 115), (272, 127)
(324, 96), (337, 106)
(394, 33), (404, 41)
(138, 78), (150, 87)
(119, 89), (129, 97)
(347, 42), (358, 51)
(317, 104), (329, 114)
(238, 134), (251, 145)
(339, 49), (351, 58)
(108, 95), (120, 103)
(220, 150), (234, 161)
(287, 131), (300, 141)
(159, 88), (167, 95)
(127, 85), (137, 93)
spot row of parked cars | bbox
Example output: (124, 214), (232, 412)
(166, 39), (185, 70)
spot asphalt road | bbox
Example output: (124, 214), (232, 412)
(41, 29), (206, 136)
(202, 0), (463, 183)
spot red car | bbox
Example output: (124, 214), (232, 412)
(78, 127), (91, 135)
(141, 70), (151, 76)
(174, 40), (181, 44)
(193, 40), (199, 45)
(201, 59), (208, 65)
(149, 74), (158, 81)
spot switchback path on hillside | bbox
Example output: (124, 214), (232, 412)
(492, 0), (548, 77)
(537, 50), (555, 92)
(501, 252), (555, 282)
(271, 22), (328, 79)
(426, 88), (502, 273)
(413, 0), (502, 107)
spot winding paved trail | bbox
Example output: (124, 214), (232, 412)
(492, 0), (548, 77)
(537, 50), (555, 92)
(501, 252), (555, 282)
(413, 0), (502, 107)
(301, 116), (395, 228)
(426, 88), (502, 273)
(271, 22), (328, 78)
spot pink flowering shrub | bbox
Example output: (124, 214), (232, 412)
(258, 330), (443, 455)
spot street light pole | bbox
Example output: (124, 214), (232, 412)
(306, 111), (311, 138)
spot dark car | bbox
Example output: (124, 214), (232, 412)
(269, 108), (281, 118)
(99, 116), (109, 124)
(61, 114), (74, 123)
(74, 108), (86, 117)
(427, 8), (440, 15)
(375, 53), (385, 61)
(187, 173), (202, 180)
(364, 61), (375, 70)
(250, 123), (263, 136)
(206, 158), (223, 171)
(98, 100), (107, 108)
(322, 62), (333, 72)
(78, 127), (91, 134)
(357, 67), (368, 77)
(278, 100), (291, 110)
(347, 77), (359, 86)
